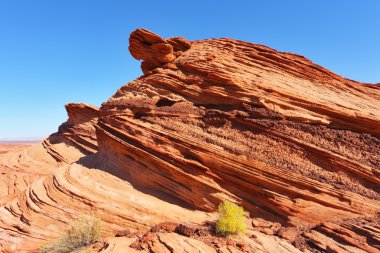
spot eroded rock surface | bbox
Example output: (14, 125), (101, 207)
(98, 29), (380, 252)
(0, 29), (379, 252)
(0, 103), (99, 198)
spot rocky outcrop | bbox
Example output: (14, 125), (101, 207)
(0, 29), (379, 252)
(97, 29), (380, 251)
(0, 103), (99, 197)
(48, 103), (99, 159)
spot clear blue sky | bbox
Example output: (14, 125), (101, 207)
(1, 1), (379, 139)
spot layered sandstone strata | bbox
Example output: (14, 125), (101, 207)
(0, 29), (379, 252)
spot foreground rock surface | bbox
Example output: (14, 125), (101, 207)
(0, 29), (379, 252)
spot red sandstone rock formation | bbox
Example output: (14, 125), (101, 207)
(0, 29), (379, 252)
(0, 103), (99, 198)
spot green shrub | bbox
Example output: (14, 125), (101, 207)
(215, 200), (247, 237)
(40, 216), (101, 253)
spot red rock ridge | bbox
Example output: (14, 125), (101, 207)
(96, 29), (380, 251)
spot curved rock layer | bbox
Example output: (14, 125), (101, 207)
(0, 158), (299, 253)
(0, 103), (99, 198)
(0, 29), (379, 252)
(0, 163), (216, 252)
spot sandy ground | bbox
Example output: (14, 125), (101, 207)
(0, 142), (36, 155)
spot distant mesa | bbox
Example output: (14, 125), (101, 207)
(0, 138), (42, 144)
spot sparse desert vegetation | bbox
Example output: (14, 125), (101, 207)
(216, 200), (247, 237)
(40, 216), (101, 253)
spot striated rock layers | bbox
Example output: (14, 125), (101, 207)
(0, 103), (99, 197)
(0, 29), (379, 252)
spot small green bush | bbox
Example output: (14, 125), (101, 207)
(215, 200), (247, 237)
(40, 216), (101, 253)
